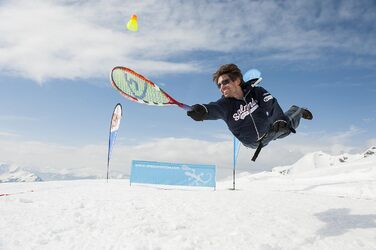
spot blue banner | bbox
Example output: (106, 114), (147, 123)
(130, 160), (216, 188)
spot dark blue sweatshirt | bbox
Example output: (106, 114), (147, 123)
(202, 85), (288, 148)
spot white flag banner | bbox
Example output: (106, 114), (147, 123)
(107, 103), (123, 181)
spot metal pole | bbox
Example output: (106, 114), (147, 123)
(106, 159), (110, 183)
(232, 168), (236, 190)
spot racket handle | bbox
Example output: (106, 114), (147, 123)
(179, 103), (192, 111)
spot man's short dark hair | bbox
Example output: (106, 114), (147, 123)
(212, 64), (243, 83)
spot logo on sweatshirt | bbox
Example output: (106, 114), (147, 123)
(263, 94), (273, 102)
(233, 99), (258, 121)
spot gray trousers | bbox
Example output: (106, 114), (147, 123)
(262, 105), (303, 146)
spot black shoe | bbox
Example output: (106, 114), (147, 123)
(301, 108), (313, 120)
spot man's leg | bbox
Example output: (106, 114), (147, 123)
(285, 105), (313, 130)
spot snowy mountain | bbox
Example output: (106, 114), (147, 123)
(272, 146), (376, 175)
(30, 170), (98, 181)
(35, 171), (129, 181)
(0, 163), (42, 183)
(0, 162), (131, 182)
(363, 146), (376, 158)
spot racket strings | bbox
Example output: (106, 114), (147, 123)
(112, 69), (170, 105)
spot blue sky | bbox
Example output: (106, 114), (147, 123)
(0, 0), (375, 178)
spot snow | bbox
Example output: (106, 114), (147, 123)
(1, 149), (376, 249)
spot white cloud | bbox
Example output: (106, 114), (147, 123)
(0, 0), (201, 83)
(0, 137), (234, 178)
(0, 115), (37, 121)
(1, 125), (374, 179)
(0, 0), (374, 83)
(326, 126), (364, 145)
(362, 117), (376, 123)
(367, 138), (376, 148)
(0, 131), (19, 137)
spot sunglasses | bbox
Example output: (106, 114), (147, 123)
(217, 78), (232, 88)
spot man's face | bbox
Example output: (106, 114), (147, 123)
(217, 74), (241, 98)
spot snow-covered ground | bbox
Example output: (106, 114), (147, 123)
(1, 149), (376, 250)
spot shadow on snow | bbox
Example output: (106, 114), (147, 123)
(314, 208), (376, 237)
